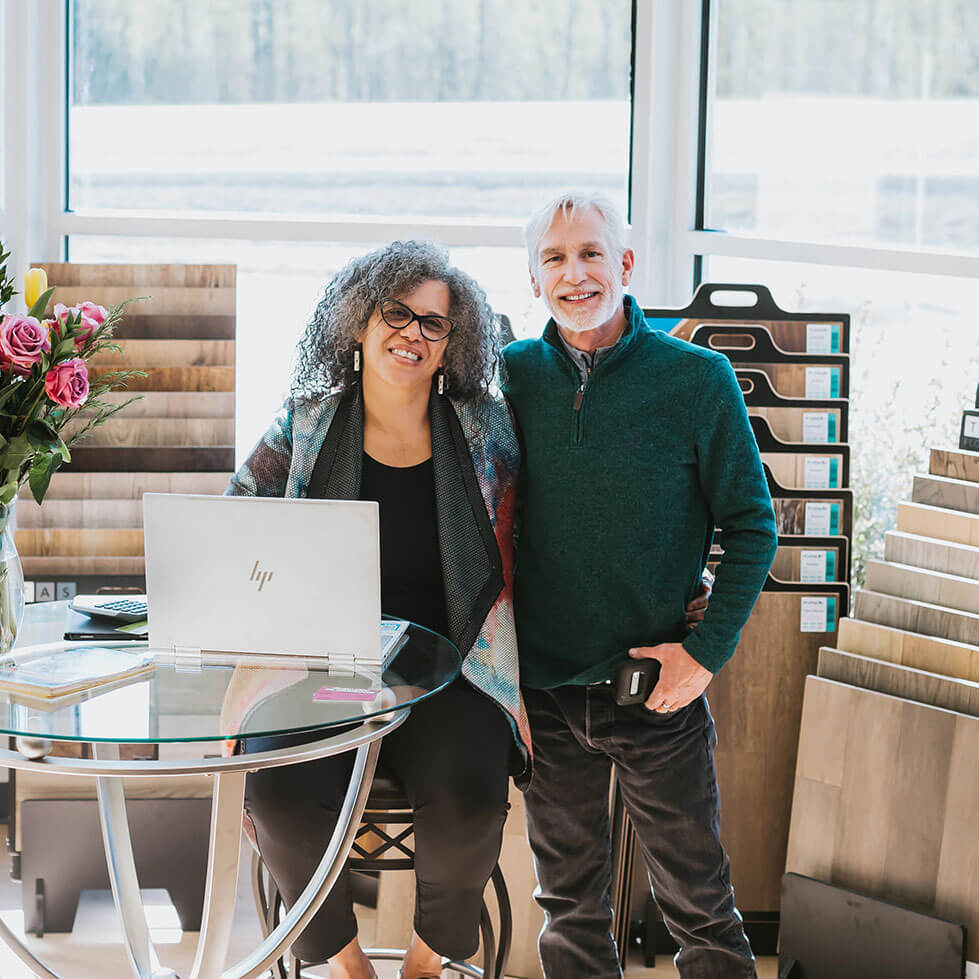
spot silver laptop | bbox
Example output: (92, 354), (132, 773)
(142, 494), (382, 664)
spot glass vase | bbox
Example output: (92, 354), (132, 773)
(0, 501), (25, 655)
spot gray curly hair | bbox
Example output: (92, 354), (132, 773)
(292, 240), (500, 405)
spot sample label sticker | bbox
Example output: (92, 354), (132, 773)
(800, 595), (837, 633)
(806, 323), (841, 354)
(805, 366), (841, 399)
(805, 367), (832, 399)
(804, 502), (840, 536)
(803, 412), (830, 443)
(804, 456), (831, 489)
(800, 550), (830, 583)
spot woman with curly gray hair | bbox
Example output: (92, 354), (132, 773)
(227, 240), (532, 979)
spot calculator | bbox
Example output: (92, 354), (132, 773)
(70, 594), (148, 623)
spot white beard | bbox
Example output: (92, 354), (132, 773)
(549, 288), (622, 335)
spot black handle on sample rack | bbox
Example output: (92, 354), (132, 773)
(680, 283), (788, 321)
(690, 323), (811, 361)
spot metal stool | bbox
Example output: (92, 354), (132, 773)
(251, 770), (512, 979)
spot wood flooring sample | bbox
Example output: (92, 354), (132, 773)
(63, 417), (235, 448)
(884, 530), (979, 581)
(79, 391), (235, 418)
(16, 499), (143, 529)
(836, 618), (979, 682)
(930, 447), (979, 484)
(22, 556), (145, 576)
(786, 676), (979, 961)
(912, 473), (979, 514)
(865, 560), (979, 615)
(817, 647), (979, 716)
(855, 589), (979, 646)
(36, 262), (235, 288)
(710, 589), (843, 910)
(23, 471), (233, 500)
(896, 502), (979, 548)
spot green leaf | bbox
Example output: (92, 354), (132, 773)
(52, 336), (77, 360)
(28, 452), (62, 505)
(0, 480), (18, 505)
(0, 433), (32, 472)
(26, 420), (59, 451)
(0, 380), (25, 413)
(27, 286), (56, 321)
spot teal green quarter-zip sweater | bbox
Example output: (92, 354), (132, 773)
(501, 295), (778, 688)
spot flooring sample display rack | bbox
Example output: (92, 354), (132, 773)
(17, 264), (236, 598)
(609, 285), (854, 965)
(787, 444), (979, 966)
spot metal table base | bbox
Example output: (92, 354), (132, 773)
(0, 710), (408, 979)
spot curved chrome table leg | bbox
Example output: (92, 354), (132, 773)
(188, 770), (247, 979)
(0, 916), (61, 978)
(221, 736), (382, 979)
(94, 743), (179, 979)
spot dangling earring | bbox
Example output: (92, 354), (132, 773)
(353, 345), (361, 373)
(437, 368), (447, 395)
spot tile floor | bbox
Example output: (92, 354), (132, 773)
(0, 827), (779, 978)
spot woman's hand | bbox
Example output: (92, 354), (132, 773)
(684, 568), (714, 628)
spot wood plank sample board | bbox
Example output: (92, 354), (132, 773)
(854, 589), (979, 646)
(817, 647), (979, 717)
(930, 447), (979, 484)
(896, 502), (979, 548)
(865, 559), (979, 614)
(837, 618), (979, 682)
(715, 535), (848, 584)
(752, 416), (849, 490)
(765, 466), (853, 539)
(707, 583), (848, 910)
(884, 530), (979, 581)
(786, 676), (979, 961)
(912, 473), (979, 514)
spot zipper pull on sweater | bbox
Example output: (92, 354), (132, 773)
(574, 382), (585, 411)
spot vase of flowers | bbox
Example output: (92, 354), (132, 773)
(0, 245), (143, 652)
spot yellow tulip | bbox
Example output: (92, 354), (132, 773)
(24, 268), (48, 310)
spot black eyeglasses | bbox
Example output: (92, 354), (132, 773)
(379, 298), (454, 342)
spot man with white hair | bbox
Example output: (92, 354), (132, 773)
(500, 191), (778, 979)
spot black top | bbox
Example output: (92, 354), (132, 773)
(360, 452), (449, 638)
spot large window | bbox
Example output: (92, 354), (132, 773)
(699, 1), (979, 587)
(707, 0), (979, 250)
(70, 0), (633, 220)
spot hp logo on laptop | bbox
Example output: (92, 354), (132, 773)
(249, 560), (274, 592)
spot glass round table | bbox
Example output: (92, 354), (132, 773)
(0, 602), (461, 979)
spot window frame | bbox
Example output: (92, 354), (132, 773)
(692, 0), (979, 288)
(4, 0), (978, 318)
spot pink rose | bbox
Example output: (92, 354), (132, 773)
(74, 301), (109, 346)
(0, 314), (51, 369)
(44, 357), (89, 408)
(52, 301), (108, 347)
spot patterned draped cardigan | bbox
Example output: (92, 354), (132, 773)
(225, 385), (532, 784)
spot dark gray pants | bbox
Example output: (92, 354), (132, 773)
(243, 679), (512, 964)
(522, 684), (756, 979)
